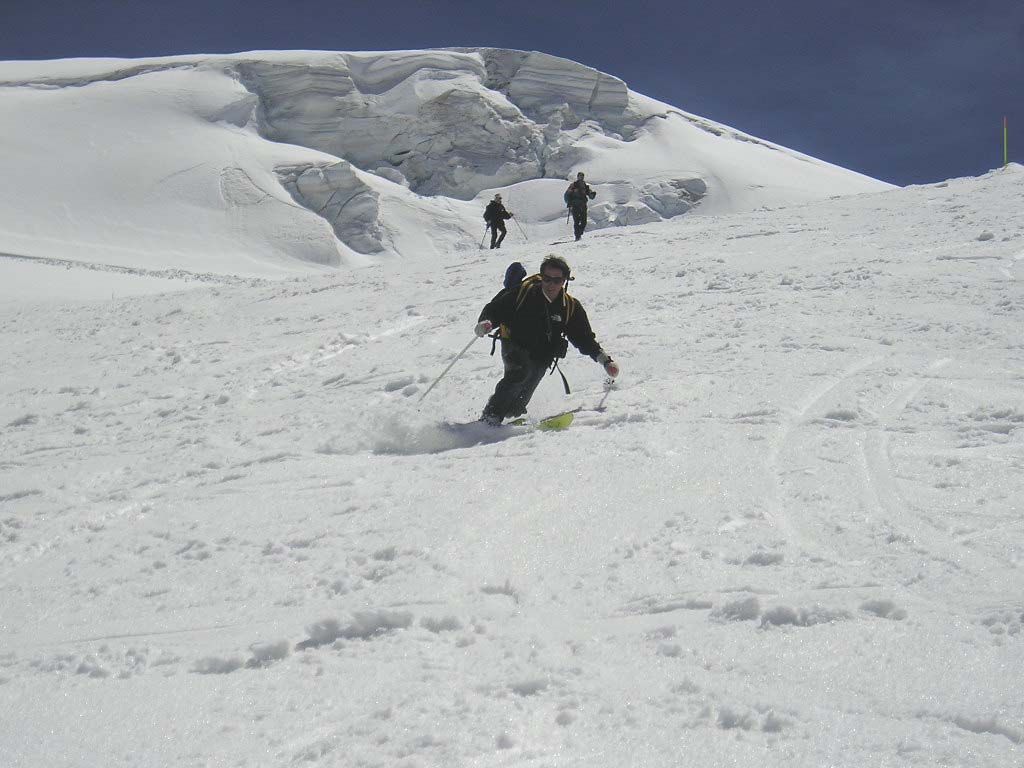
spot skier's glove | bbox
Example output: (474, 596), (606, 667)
(597, 352), (619, 378)
(474, 320), (493, 337)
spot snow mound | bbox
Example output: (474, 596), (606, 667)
(0, 48), (893, 280)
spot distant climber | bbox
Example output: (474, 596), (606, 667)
(483, 194), (513, 249)
(563, 172), (597, 241)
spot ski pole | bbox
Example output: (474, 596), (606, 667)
(505, 192), (527, 242)
(595, 377), (615, 411)
(418, 335), (478, 403)
(512, 216), (528, 242)
(480, 225), (489, 249)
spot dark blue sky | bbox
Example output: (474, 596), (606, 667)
(2, 0), (1021, 186)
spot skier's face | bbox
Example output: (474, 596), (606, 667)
(540, 269), (566, 301)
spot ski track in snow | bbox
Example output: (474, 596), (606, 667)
(1, 169), (1023, 767)
(764, 355), (881, 558)
(0, 249), (264, 287)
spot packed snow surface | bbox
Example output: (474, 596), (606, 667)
(1, 159), (1022, 766)
(0, 45), (1020, 768)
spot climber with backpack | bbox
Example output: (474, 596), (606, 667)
(474, 255), (619, 426)
(483, 193), (513, 249)
(563, 172), (597, 241)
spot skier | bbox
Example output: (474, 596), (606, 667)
(483, 194), (513, 249)
(563, 172), (596, 241)
(474, 255), (619, 425)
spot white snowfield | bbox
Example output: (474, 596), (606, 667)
(0, 48), (890, 288)
(1, 149), (1022, 765)
(0, 45), (1021, 767)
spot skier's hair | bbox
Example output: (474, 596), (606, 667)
(540, 254), (572, 281)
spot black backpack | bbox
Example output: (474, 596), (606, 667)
(486, 262), (575, 394)
(503, 261), (526, 290)
(485, 262), (526, 353)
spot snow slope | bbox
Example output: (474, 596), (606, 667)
(0, 49), (892, 295)
(1, 164), (1022, 767)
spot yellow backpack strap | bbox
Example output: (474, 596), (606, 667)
(516, 276), (575, 323)
(515, 274), (541, 311)
(498, 275), (541, 341)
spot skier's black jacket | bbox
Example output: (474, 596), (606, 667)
(563, 180), (596, 208)
(483, 200), (512, 224)
(478, 277), (604, 363)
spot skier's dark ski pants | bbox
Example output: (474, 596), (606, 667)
(482, 341), (548, 422)
(489, 220), (507, 249)
(570, 204), (588, 240)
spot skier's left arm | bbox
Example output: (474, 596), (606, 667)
(565, 300), (619, 378)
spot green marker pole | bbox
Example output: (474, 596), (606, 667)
(1005, 116), (1008, 167)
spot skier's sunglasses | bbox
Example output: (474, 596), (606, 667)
(540, 273), (567, 285)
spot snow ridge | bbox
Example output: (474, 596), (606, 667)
(0, 48), (893, 274)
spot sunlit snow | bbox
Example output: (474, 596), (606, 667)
(1, 49), (1022, 768)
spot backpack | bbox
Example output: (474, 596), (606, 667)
(506, 275), (575, 324)
(484, 200), (506, 223)
(488, 264), (577, 394)
(503, 261), (526, 290)
(489, 266), (575, 346)
(486, 263), (525, 352)
(564, 181), (595, 205)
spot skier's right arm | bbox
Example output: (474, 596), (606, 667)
(477, 288), (515, 326)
